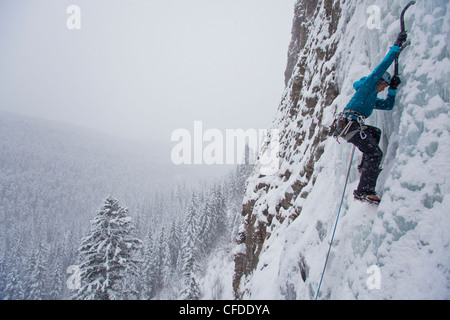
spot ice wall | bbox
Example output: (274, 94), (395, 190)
(234, 0), (449, 299)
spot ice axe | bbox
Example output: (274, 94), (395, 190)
(394, 1), (416, 76)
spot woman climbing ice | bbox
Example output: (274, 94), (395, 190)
(333, 30), (408, 205)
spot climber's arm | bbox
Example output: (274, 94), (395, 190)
(366, 45), (401, 87)
(375, 89), (397, 110)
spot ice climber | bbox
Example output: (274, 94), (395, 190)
(333, 31), (407, 205)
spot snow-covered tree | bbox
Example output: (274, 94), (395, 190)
(179, 194), (201, 300)
(210, 184), (228, 239)
(151, 227), (168, 293)
(179, 272), (201, 300)
(27, 242), (48, 300)
(73, 197), (142, 300)
(47, 244), (65, 299)
(140, 228), (155, 299)
(168, 220), (181, 270)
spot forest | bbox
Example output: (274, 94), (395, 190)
(0, 111), (253, 299)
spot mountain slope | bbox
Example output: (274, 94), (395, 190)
(0, 111), (171, 214)
(234, 0), (450, 299)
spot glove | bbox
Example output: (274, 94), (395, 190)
(394, 31), (407, 47)
(390, 75), (401, 90)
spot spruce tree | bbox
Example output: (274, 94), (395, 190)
(168, 220), (181, 270)
(179, 194), (201, 300)
(73, 197), (142, 300)
(27, 242), (48, 300)
(140, 229), (155, 299)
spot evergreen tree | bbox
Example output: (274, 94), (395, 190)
(160, 232), (172, 289)
(27, 242), (48, 300)
(47, 244), (65, 299)
(1, 225), (26, 299)
(210, 184), (227, 239)
(153, 227), (166, 293)
(168, 220), (181, 270)
(73, 197), (142, 300)
(179, 194), (201, 300)
(197, 196), (213, 256)
(140, 228), (155, 299)
(179, 272), (201, 300)
(179, 235), (201, 300)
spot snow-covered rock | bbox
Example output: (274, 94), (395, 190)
(234, 0), (450, 300)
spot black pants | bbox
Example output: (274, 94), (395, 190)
(347, 124), (382, 193)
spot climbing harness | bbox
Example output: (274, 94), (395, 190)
(314, 145), (356, 300)
(331, 111), (367, 143)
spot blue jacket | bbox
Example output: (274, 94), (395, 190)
(344, 45), (400, 118)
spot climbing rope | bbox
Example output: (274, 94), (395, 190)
(315, 145), (356, 300)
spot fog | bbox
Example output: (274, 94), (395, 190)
(0, 0), (295, 149)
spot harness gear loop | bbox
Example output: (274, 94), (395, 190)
(332, 110), (367, 142)
(339, 120), (353, 138)
(356, 114), (367, 140)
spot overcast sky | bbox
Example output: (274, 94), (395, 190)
(0, 0), (295, 146)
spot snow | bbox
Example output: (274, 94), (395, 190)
(238, 0), (450, 300)
(1, 0), (449, 301)
(198, 244), (236, 300)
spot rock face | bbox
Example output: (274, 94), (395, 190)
(233, 0), (450, 300)
(233, 0), (341, 298)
